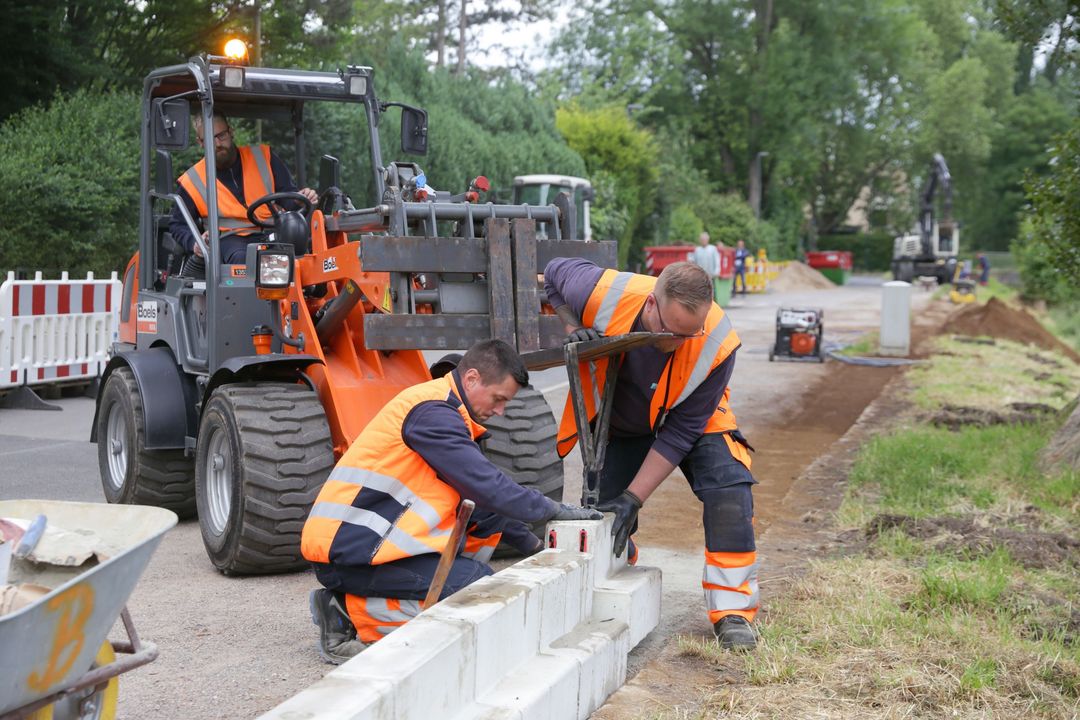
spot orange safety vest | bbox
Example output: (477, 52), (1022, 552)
(301, 373), (486, 567)
(556, 269), (751, 468)
(177, 145), (275, 236)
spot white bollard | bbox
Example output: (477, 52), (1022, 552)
(879, 280), (912, 356)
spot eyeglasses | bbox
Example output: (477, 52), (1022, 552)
(197, 128), (232, 144)
(650, 293), (705, 338)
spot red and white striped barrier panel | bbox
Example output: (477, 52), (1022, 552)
(0, 271), (121, 391)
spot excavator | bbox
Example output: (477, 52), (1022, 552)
(892, 153), (959, 285)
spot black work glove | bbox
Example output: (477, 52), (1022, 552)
(596, 490), (643, 558)
(565, 326), (601, 345)
(550, 502), (604, 521)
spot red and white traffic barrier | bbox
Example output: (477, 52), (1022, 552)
(0, 271), (121, 393)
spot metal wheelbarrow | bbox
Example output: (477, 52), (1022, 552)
(0, 500), (177, 719)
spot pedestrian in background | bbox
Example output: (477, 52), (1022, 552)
(733, 240), (751, 295)
(976, 253), (990, 285)
(690, 231), (723, 303)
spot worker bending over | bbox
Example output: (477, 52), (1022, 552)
(300, 339), (601, 664)
(545, 258), (759, 650)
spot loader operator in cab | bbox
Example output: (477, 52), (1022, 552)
(300, 339), (602, 664)
(168, 111), (318, 264)
(545, 258), (761, 651)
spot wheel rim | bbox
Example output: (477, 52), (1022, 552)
(33, 642), (118, 720)
(204, 423), (233, 536)
(103, 401), (128, 492)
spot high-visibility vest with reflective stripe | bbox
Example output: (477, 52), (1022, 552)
(301, 373), (486, 567)
(556, 269), (745, 462)
(177, 145), (275, 236)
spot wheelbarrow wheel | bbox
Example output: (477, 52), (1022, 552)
(29, 641), (118, 720)
(96, 366), (195, 519)
(482, 385), (564, 557)
(195, 382), (334, 575)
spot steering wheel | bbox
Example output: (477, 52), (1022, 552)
(246, 191), (314, 229)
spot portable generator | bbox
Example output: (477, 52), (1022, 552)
(769, 307), (825, 363)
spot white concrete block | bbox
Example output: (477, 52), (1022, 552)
(543, 618), (630, 716)
(593, 565), (662, 647)
(257, 674), (396, 720)
(424, 573), (540, 695)
(544, 515), (625, 582)
(498, 550), (590, 647)
(298, 614), (476, 720)
(468, 650), (581, 720)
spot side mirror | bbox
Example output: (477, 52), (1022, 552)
(152, 99), (190, 150)
(582, 186), (596, 202)
(401, 107), (428, 156)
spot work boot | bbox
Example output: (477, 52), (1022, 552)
(309, 589), (367, 664)
(713, 615), (756, 651)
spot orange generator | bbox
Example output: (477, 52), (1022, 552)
(768, 308), (825, 363)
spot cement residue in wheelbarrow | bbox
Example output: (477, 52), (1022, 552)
(0, 500), (177, 717)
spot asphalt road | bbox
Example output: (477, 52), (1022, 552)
(0, 274), (926, 718)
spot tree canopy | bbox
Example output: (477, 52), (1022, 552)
(0, 0), (1075, 279)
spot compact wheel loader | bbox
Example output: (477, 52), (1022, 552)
(91, 47), (615, 575)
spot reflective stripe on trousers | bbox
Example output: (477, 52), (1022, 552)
(344, 595), (427, 644)
(703, 549), (759, 623)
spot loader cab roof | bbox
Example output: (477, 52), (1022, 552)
(146, 59), (375, 107)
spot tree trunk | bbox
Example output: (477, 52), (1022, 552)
(747, 0), (773, 217)
(435, 0), (447, 67)
(456, 0), (467, 75)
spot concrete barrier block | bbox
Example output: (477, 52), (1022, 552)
(543, 618), (630, 716)
(544, 516), (624, 583)
(593, 565), (662, 647)
(268, 614), (476, 720)
(469, 650), (581, 720)
(257, 673), (396, 720)
(424, 573), (540, 696)
(500, 550), (589, 647)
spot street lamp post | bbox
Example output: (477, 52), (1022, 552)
(752, 151), (770, 220)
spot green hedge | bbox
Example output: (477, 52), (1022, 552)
(814, 232), (894, 271)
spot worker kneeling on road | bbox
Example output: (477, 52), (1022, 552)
(300, 339), (602, 664)
(546, 258), (760, 651)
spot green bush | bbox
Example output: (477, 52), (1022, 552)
(815, 232), (894, 271)
(557, 104), (659, 268)
(1012, 217), (1080, 304)
(668, 204), (703, 244)
(0, 90), (141, 276)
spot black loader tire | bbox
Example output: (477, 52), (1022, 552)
(195, 383), (334, 575)
(482, 384), (564, 557)
(97, 366), (195, 518)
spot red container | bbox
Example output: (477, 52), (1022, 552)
(643, 245), (694, 276)
(717, 246), (735, 279)
(805, 250), (853, 270)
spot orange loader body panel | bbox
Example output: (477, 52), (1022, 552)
(116, 212), (432, 460)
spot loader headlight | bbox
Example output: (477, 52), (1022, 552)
(222, 65), (245, 88)
(255, 245), (294, 300)
(347, 75), (367, 96)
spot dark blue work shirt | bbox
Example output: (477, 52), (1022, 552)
(402, 373), (557, 553)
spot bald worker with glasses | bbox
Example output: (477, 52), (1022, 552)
(544, 258), (760, 651)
